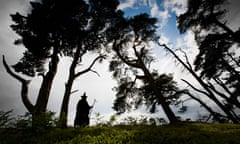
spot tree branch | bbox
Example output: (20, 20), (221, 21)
(135, 75), (146, 80)
(2, 55), (34, 113)
(3, 56), (26, 82)
(207, 81), (230, 101)
(178, 49), (193, 70)
(74, 55), (105, 78)
(213, 77), (234, 97)
(113, 40), (142, 69)
(70, 89), (79, 95)
(227, 52), (240, 68)
(185, 92), (223, 123)
(158, 43), (217, 99)
(158, 43), (193, 72)
(211, 78), (240, 109)
(181, 79), (210, 97)
(214, 19), (240, 43)
(90, 69), (100, 77)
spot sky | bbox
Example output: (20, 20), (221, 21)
(0, 0), (240, 126)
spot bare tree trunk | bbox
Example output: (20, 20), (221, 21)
(35, 48), (59, 113)
(33, 47), (59, 129)
(3, 55), (47, 129)
(59, 45), (81, 128)
(59, 78), (74, 128)
(139, 56), (180, 124)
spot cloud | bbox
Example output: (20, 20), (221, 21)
(163, 0), (187, 16)
(118, 0), (136, 10)
(158, 33), (170, 45)
(0, 0), (31, 116)
(148, 0), (187, 28)
(118, 0), (187, 28)
(224, 0), (240, 31)
(172, 31), (199, 83)
(148, 1), (169, 27)
(176, 31), (195, 48)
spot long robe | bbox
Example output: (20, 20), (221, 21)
(74, 98), (91, 127)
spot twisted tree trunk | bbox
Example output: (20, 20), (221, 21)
(3, 47), (60, 129)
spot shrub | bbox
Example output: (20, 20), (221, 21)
(0, 110), (14, 128)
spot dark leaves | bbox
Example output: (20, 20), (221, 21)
(113, 73), (186, 114)
(12, 51), (46, 77)
(177, 0), (226, 34)
(194, 33), (233, 78)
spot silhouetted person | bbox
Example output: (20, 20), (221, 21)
(74, 92), (92, 127)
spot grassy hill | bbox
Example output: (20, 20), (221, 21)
(1, 123), (240, 144)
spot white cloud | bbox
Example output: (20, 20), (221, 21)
(176, 30), (198, 64)
(163, 0), (187, 16)
(118, 0), (136, 10)
(118, 0), (187, 28)
(119, 0), (169, 27)
(150, 2), (170, 27)
(224, 0), (240, 31)
(158, 33), (170, 44)
(157, 10), (170, 24)
(148, 0), (186, 28)
(150, 2), (159, 17)
(154, 30), (200, 96)
(176, 31), (197, 49)
(0, 0), (31, 115)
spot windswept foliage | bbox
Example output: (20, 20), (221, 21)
(177, 0), (226, 34)
(106, 12), (186, 124)
(177, 0), (240, 123)
(11, 0), (90, 76)
(113, 73), (187, 114)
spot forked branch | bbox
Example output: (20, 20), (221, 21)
(74, 55), (106, 78)
(2, 55), (34, 112)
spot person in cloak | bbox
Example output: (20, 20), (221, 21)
(74, 92), (93, 127)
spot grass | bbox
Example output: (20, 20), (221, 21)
(0, 123), (240, 144)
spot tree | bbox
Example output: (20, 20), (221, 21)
(107, 13), (180, 124)
(113, 72), (187, 116)
(59, 0), (120, 128)
(3, 0), (91, 128)
(178, 0), (240, 97)
(158, 44), (231, 123)
(177, 0), (240, 123)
